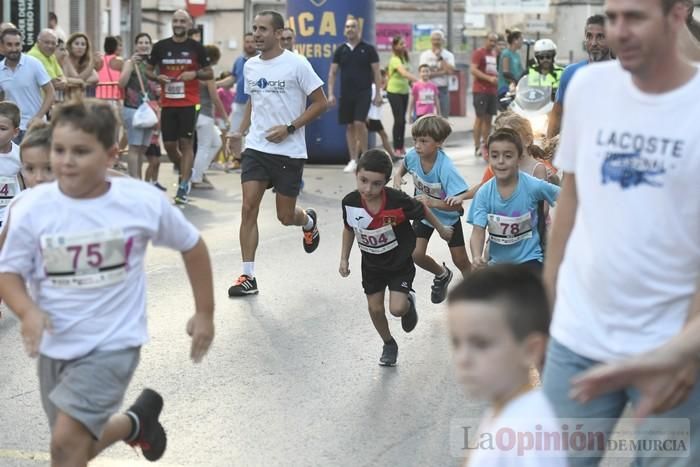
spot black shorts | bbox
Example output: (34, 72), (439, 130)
(361, 258), (415, 296)
(240, 148), (305, 197)
(145, 142), (161, 158)
(339, 89), (372, 125)
(473, 93), (498, 117)
(366, 119), (383, 132)
(413, 219), (465, 248)
(161, 106), (198, 142)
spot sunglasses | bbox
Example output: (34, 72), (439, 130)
(536, 54), (555, 60)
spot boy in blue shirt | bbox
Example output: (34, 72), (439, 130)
(468, 128), (559, 271)
(394, 116), (471, 304)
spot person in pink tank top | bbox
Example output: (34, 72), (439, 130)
(96, 36), (124, 100)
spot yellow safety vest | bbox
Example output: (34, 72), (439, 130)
(527, 66), (564, 90)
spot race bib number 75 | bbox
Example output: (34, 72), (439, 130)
(40, 229), (128, 288)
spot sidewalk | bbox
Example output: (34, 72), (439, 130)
(378, 91), (477, 146)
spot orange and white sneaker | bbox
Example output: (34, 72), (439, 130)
(302, 209), (320, 253)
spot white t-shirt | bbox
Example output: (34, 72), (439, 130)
(419, 48), (455, 88)
(468, 390), (567, 466)
(552, 61), (700, 361)
(244, 49), (324, 159)
(0, 178), (201, 360)
(0, 142), (22, 222)
(367, 83), (383, 121)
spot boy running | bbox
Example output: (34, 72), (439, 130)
(393, 116), (471, 303)
(0, 102), (22, 229)
(0, 99), (215, 466)
(468, 128), (559, 271)
(340, 149), (453, 366)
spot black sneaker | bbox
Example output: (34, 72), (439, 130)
(402, 292), (418, 333)
(431, 264), (454, 304)
(126, 389), (166, 462)
(228, 274), (258, 297)
(302, 208), (320, 253)
(379, 340), (398, 366)
(174, 187), (189, 205)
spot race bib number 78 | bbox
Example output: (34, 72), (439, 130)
(487, 213), (533, 245)
(40, 229), (128, 288)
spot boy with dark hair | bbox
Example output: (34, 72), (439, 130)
(447, 264), (565, 465)
(340, 149), (453, 366)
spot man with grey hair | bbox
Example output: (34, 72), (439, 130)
(419, 29), (455, 118)
(27, 29), (66, 92)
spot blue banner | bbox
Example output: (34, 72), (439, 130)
(287, 0), (376, 164)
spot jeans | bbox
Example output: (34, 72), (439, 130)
(543, 338), (700, 466)
(437, 86), (450, 118)
(386, 91), (408, 150)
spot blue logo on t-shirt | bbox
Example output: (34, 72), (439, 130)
(601, 152), (665, 189)
(256, 78), (269, 89)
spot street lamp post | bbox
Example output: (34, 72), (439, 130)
(447, 0), (453, 49)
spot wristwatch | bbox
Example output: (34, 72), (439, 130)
(286, 123), (297, 134)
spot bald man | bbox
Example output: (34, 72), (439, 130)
(146, 9), (214, 204)
(27, 29), (66, 91)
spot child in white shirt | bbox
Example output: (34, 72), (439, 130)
(447, 265), (567, 466)
(0, 99), (215, 466)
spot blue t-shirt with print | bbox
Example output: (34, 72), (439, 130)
(403, 148), (469, 228)
(232, 55), (249, 104)
(467, 172), (560, 264)
(555, 60), (588, 104)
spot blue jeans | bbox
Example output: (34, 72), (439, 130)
(543, 338), (700, 466)
(437, 86), (450, 118)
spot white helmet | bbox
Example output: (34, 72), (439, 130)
(534, 38), (557, 55)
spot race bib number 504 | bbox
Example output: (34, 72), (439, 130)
(40, 229), (128, 288)
(355, 225), (398, 254)
(487, 213), (533, 245)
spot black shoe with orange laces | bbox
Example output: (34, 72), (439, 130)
(126, 389), (167, 462)
(228, 274), (258, 297)
(303, 208), (320, 253)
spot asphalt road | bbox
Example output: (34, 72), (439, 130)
(1, 141), (491, 467)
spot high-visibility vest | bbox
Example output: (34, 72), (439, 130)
(527, 65), (564, 90)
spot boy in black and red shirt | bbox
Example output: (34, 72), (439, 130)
(339, 149), (453, 366)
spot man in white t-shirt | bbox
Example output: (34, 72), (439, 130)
(419, 30), (455, 119)
(542, 0), (700, 465)
(226, 10), (327, 297)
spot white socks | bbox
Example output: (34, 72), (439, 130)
(243, 262), (255, 278)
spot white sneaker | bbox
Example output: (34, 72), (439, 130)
(343, 159), (357, 173)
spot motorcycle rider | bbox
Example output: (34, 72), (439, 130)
(527, 39), (564, 100)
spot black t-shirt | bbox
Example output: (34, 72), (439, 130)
(148, 38), (210, 107)
(342, 188), (425, 271)
(332, 41), (379, 97)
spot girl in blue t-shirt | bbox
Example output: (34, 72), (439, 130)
(394, 116), (472, 304)
(467, 128), (560, 271)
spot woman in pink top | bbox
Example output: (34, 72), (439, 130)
(96, 36), (124, 100)
(407, 64), (440, 123)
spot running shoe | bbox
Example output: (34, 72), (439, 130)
(151, 181), (167, 192)
(174, 188), (189, 205)
(401, 291), (418, 333)
(126, 389), (167, 462)
(191, 180), (214, 190)
(343, 159), (357, 173)
(228, 274), (258, 297)
(379, 340), (398, 366)
(431, 264), (453, 304)
(302, 208), (320, 253)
